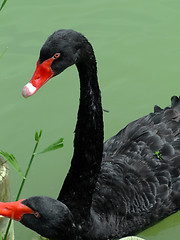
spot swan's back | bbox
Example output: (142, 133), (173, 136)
(90, 96), (180, 239)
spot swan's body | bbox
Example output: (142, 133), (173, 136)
(1, 30), (180, 240)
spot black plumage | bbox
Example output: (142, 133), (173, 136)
(2, 30), (180, 240)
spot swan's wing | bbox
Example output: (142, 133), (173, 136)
(91, 96), (180, 238)
(103, 96), (180, 161)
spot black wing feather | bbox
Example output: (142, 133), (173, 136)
(90, 96), (180, 239)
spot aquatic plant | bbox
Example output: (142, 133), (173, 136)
(0, 0), (7, 11)
(0, 131), (63, 240)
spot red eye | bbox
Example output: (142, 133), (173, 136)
(34, 211), (40, 218)
(53, 53), (60, 59)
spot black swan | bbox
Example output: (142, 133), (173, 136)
(1, 29), (180, 240)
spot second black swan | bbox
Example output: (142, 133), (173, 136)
(0, 29), (180, 240)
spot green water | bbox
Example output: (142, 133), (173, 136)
(1, 0), (180, 239)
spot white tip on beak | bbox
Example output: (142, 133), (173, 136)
(22, 83), (37, 98)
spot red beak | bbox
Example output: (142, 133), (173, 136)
(22, 57), (55, 98)
(0, 199), (34, 221)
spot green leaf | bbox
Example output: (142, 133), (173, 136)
(35, 130), (43, 142)
(0, 150), (24, 178)
(35, 131), (39, 142)
(0, 47), (8, 59)
(39, 129), (43, 138)
(153, 150), (162, 160)
(0, 0), (7, 11)
(0, 231), (2, 240)
(37, 138), (64, 154)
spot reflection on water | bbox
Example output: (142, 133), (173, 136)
(1, 0), (180, 239)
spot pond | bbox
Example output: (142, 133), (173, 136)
(1, 0), (180, 239)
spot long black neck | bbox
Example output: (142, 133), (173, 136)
(58, 42), (103, 221)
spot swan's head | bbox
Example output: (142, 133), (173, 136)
(22, 29), (87, 97)
(0, 196), (76, 239)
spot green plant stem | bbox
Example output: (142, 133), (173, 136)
(4, 131), (42, 240)
(16, 140), (40, 201)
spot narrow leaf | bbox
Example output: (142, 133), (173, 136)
(37, 138), (64, 154)
(39, 129), (43, 138)
(35, 130), (43, 142)
(0, 0), (7, 11)
(0, 47), (8, 59)
(35, 131), (39, 142)
(0, 231), (2, 240)
(0, 150), (24, 178)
